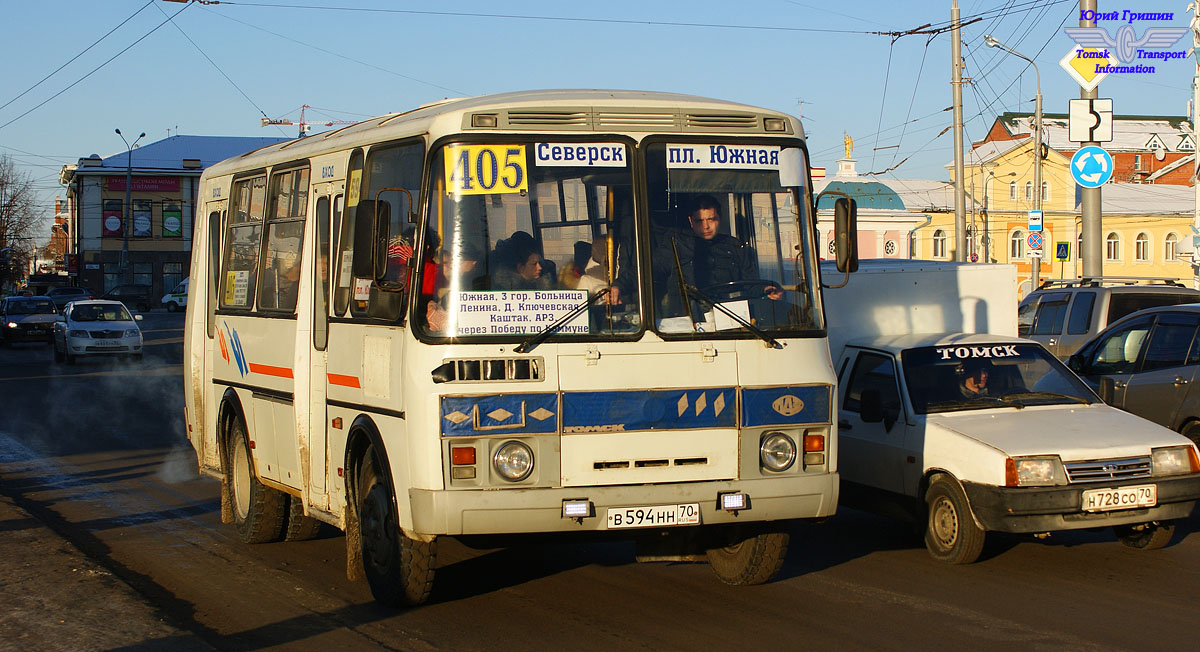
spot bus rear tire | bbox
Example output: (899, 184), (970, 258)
(228, 418), (285, 543)
(283, 495), (324, 542)
(705, 522), (790, 585)
(358, 448), (436, 606)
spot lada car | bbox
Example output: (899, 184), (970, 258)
(0, 295), (58, 346)
(53, 299), (144, 363)
(835, 333), (1200, 563)
(1067, 304), (1200, 447)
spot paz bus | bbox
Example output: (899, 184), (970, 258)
(183, 89), (857, 605)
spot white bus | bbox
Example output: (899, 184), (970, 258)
(183, 90), (857, 605)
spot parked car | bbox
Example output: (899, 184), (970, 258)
(1019, 277), (1200, 359)
(161, 278), (188, 312)
(1068, 304), (1200, 446)
(53, 299), (143, 364)
(0, 296), (59, 346)
(101, 284), (155, 312)
(45, 286), (95, 311)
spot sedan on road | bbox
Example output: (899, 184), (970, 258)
(53, 300), (144, 363)
(1, 295), (59, 346)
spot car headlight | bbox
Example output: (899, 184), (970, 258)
(1005, 456), (1065, 486)
(493, 441), (534, 481)
(69, 330), (89, 338)
(1152, 446), (1199, 476)
(760, 432), (797, 471)
(6, 322), (16, 328)
(124, 329), (140, 338)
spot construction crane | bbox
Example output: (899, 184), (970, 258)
(261, 105), (356, 138)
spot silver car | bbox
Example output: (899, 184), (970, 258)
(0, 296), (58, 346)
(53, 299), (144, 364)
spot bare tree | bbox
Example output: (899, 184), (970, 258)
(0, 154), (42, 290)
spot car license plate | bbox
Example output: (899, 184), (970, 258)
(606, 503), (700, 529)
(1081, 484), (1157, 512)
(93, 340), (119, 347)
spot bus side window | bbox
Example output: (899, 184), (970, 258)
(358, 140), (425, 323)
(258, 167), (309, 313)
(220, 176), (266, 310)
(335, 151), (363, 317)
(314, 196), (330, 350)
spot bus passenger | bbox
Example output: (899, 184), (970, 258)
(492, 233), (551, 291)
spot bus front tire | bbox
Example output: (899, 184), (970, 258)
(228, 418), (285, 543)
(358, 448), (435, 606)
(705, 522), (790, 585)
(924, 474), (986, 564)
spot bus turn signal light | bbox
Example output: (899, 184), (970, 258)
(451, 446), (476, 466)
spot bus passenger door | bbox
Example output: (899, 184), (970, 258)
(307, 195), (334, 502)
(200, 201), (226, 469)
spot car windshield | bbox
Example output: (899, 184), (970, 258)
(644, 142), (820, 335)
(901, 343), (1097, 414)
(8, 300), (55, 315)
(416, 139), (640, 340)
(70, 304), (133, 322)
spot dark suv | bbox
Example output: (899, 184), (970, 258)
(45, 286), (95, 310)
(101, 284), (155, 312)
(1068, 304), (1200, 446)
(1019, 277), (1200, 359)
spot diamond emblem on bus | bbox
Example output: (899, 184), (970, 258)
(529, 408), (555, 421)
(488, 408), (514, 421)
(695, 392), (707, 416)
(714, 392), (726, 417)
(444, 411), (469, 425)
(677, 394), (689, 417)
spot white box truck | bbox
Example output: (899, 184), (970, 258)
(822, 260), (1200, 563)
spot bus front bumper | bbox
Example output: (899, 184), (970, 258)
(408, 472), (838, 536)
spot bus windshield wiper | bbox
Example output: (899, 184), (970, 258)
(684, 284), (782, 349)
(514, 288), (609, 354)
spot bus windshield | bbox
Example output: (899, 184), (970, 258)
(419, 140), (639, 339)
(644, 142), (820, 334)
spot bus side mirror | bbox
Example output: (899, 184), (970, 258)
(834, 197), (858, 273)
(352, 200), (390, 279)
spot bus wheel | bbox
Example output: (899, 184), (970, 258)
(705, 522), (790, 585)
(924, 474), (985, 564)
(1114, 521), (1175, 550)
(228, 418), (285, 543)
(283, 495), (323, 542)
(358, 447), (436, 606)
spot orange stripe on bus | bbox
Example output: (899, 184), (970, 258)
(327, 373), (361, 388)
(248, 363), (293, 379)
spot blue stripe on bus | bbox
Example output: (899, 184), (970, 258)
(741, 385), (831, 427)
(562, 388), (736, 431)
(441, 393), (558, 436)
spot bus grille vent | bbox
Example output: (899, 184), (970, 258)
(506, 111), (590, 127)
(1064, 457), (1151, 483)
(684, 113), (760, 130)
(595, 111), (680, 130)
(435, 357), (543, 383)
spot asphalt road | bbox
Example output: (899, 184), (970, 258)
(1, 311), (1199, 651)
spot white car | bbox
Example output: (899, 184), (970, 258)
(161, 278), (188, 312)
(53, 299), (144, 364)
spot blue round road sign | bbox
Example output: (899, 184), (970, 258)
(1028, 232), (1043, 249)
(1071, 146), (1113, 188)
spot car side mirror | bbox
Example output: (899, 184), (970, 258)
(1067, 353), (1084, 374)
(134, 314), (143, 321)
(352, 200), (391, 279)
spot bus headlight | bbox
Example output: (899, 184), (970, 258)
(493, 441), (534, 481)
(760, 432), (797, 471)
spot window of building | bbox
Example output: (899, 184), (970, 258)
(1040, 181), (1048, 202)
(1024, 181), (1032, 201)
(1135, 232), (1150, 262)
(1011, 229), (1025, 260)
(102, 199), (123, 238)
(103, 263), (121, 292)
(1134, 154), (1143, 170)
(162, 202), (183, 237)
(163, 262), (183, 292)
(1106, 232), (1121, 262)
(932, 229), (947, 258)
(133, 263), (153, 287)
(1166, 232), (1179, 261)
(1009, 181), (1017, 201)
(1077, 232), (1083, 261)
(132, 200), (152, 238)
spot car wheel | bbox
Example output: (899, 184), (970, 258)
(705, 522), (790, 586)
(53, 341), (64, 363)
(166, 302), (177, 313)
(358, 445), (436, 606)
(283, 495), (323, 542)
(924, 474), (986, 564)
(1180, 421), (1200, 448)
(1114, 521), (1175, 550)
(227, 417), (285, 543)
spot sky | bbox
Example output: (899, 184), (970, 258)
(1, 0), (1196, 228)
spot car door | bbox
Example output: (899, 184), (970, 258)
(837, 349), (908, 495)
(1028, 291), (1071, 357)
(1078, 313), (1156, 407)
(1121, 312), (1200, 429)
(1055, 290), (1097, 357)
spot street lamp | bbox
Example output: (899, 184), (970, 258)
(115, 128), (145, 284)
(985, 34), (1042, 290)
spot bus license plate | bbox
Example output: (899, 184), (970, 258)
(606, 504), (700, 529)
(1081, 484), (1156, 512)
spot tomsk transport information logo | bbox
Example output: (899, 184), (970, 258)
(1064, 9), (1188, 74)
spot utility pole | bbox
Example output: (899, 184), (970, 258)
(1080, 0), (1103, 278)
(951, 1), (967, 262)
(115, 129), (145, 285)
